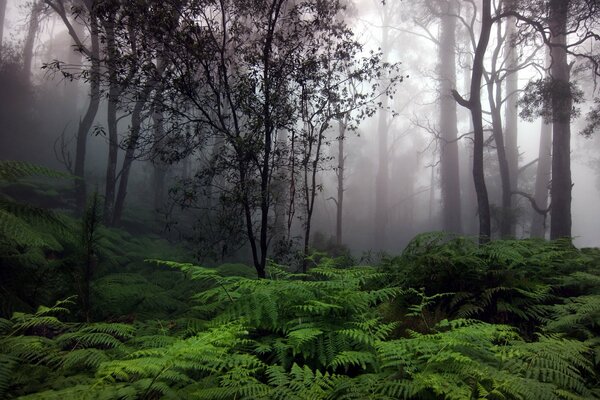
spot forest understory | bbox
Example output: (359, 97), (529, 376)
(2, 0), (600, 398)
(1, 161), (599, 400)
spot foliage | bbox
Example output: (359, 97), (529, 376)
(519, 77), (584, 124)
(2, 236), (600, 399)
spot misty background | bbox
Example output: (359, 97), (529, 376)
(1, 0), (599, 266)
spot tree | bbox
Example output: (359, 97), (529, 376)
(506, 0), (600, 240)
(400, 0), (463, 235)
(295, 28), (391, 271)
(547, 0), (572, 239)
(129, 0), (392, 277)
(0, 0), (7, 56)
(504, 0), (519, 236)
(23, 1), (44, 82)
(374, 8), (391, 248)
(438, 0), (462, 234)
(452, 0), (493, 243)
(45, 0), (101, 213)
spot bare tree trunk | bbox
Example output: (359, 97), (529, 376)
(531, 118), (552, 238)
(504, 7), (519, 236)
(461, 55), (478, 235)
(74, 9), (100, 213)
(103, 18), (119, 224)
(112, 86), (153, 225)
(439, 0), (462, 234)
(0, 0), (7, 56)
(549, 0), (572, 240)
(302, 124), (325, 273)
(335, 118), (346, 247)
(487, 78), (512, 238)
(23, 0), (43, 83)
(374, 16), (389, 249)
(152, 108), (167, 211)
(453, 0), (492, 243)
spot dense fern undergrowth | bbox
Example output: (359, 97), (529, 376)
(1, 162), (600, 399)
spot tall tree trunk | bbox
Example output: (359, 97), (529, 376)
(462, 55), (478, 235)
(273, 130), (288, 246)
(302, 124), (325, 273)
(152, 108), (167, 211)
(504, 5), (519, 236)
(0, 0), (7, 57)
(112, 86), (152, 225)
(374, 16), (389, 249)
(439, 0), (462, 234)
(530, 51), (553, 238)
(103, 18), (119, 224)
(531, 118), (552, 238)
(23, 0), (43, 83)
(549, 0), (572, 240)
(74, 9), (100, 213)
(453, 0), (492, 243)
(335, 117), (346, 247)
(487, 77), (512, 238)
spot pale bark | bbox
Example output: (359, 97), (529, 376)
(335, 118), (346, 247)
(439, 0), (462, 234)
(504, 10), (519, 236)
(103, 17), (121, 224)
(374, 14), (389, 249)
(531, 119), (552, 238)
(0, 0), (7, 55)
(23, 1), (43, 82)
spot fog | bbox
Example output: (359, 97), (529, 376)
(2, 0), (600, 265)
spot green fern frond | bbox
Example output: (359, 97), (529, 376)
(0, 160), (72, 182)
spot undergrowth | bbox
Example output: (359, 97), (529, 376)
(0, 232), (599, 399)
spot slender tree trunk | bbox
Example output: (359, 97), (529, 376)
(64, 17), (84, 109)
(335, 118), (346, 247)
(0, 0), (7, 57)
(504, 6), (519, 236)
(103, 18), (119, 224)
(74, 10), (100, 213)
(531, 119), (552, 238)
(112, 86), (153, 225)
(530, 51), (552, 238)
(152, 108), (167, 211)
(23, 0), (43, 83)
(462, 55), (478, 235)
(302, 124), (325, 273)
(549, 0), (572, 240)
(487, 79), (512, 237)
(453, 0), (492, 243)
(273, 130), (288, 246)
(439, 0), (462, 234)
(374, 16), (389, 249)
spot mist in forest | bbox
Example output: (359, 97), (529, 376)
(2, 0), (600, 268)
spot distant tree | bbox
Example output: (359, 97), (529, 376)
(374, 5), (392, 249)
(23, 0), (44, 83)
(0, 0), (6, 56)
(45, 0), (101, 213)
(504, 0), (519, 236)
(437, 0), (462, 234)
(530, 51), (552, 239)
(295, 29), (394, 272)
(399, 0), (463, 235)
